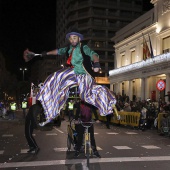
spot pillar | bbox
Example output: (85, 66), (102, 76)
(165, 73), (170, 103)
(141, 78), (145, 100)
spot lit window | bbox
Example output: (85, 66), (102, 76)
(95, 42), (100, 47)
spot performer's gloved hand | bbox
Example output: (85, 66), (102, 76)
(23, 49), (35, 62)
(117, 115), (121, 120)
(93, 62), (101, 72)
(41, 51), (47, 57)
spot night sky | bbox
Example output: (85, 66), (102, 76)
(0, 0), (56, 80)
(0, 0), (153, 81)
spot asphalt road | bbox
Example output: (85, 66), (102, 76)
(0, 110), (170, 170)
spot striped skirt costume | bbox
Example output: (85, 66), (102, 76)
(36, 68), (116, 124)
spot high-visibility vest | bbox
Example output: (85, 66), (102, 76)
(22, 101), (27, 109)
(68, 102), (74, 110)
(10, 103), (16, 111)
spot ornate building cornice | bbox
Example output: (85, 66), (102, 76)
(109, 53), (170, 83)
(150, 0), (158, 5)
(162, 0), (170, 15)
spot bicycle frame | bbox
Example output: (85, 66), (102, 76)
(80, 120), (95, 168)
(84, 124), (92, 155)
(68, 118), (95, 167)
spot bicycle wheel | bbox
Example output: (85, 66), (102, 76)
(67, 135), (72, 151)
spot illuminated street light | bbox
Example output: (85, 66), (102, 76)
(20, 68), (27, 81)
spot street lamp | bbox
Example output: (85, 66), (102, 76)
(20, 68), (27, 81)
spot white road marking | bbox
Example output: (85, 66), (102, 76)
(21, 149), (28, 154)
(46, 133), (57, 136)
(33, 134), (36, 136)
(53, 146), (102, 152)
(2, 134), (13, 137)
(0, 150), (4, 154)
(53, 127), (64, 133)
(54, 148), (68, 152)
(141, 145), (161, 149)
(1, 156), (170, 168)
(125, 132), (138, 135)
(82, 162), (89, 170)
(96, 146), (102, 150)
(94, 133), (98, 134)
(113, 146), (132, 149)
(20, 145), (162, 154)
(107, 132), (118, 135)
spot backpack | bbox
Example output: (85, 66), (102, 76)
(80, 103), (92, 122)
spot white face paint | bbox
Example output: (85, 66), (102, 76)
(69, 35), (80, 47)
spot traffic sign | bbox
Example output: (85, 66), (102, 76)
(156, 80), (166, 91)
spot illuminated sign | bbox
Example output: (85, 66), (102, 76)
(109, 53), (170, 76)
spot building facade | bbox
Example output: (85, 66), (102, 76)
(30, 57), (58, 83)
(109, 0), (170, 102)
(56, 0), (147, 83)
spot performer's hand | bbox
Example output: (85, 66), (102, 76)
(93, 62), (100, 72)
(23, 49), (35, 62)
(41, 51), (47, 57)
(117, 115), (121, 120)
(94, 68), (99, 72)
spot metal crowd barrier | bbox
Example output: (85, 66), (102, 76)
(157, 113), (165, 130)
(157, 112), (169, 130)
(73, 108), (140, 127)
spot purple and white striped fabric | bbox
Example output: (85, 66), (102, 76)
(36, 67), (116, 123)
